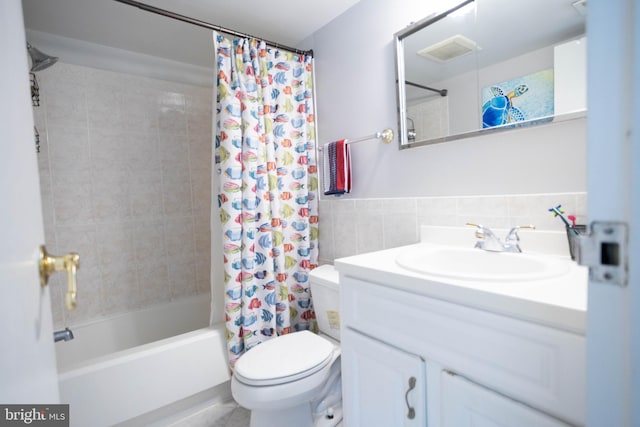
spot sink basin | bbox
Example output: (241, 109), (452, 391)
(396, 246), (570, 282)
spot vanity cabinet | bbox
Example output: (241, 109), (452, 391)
(341, 327), (426, 426)
(339, 275), (586, 426)
(441, 371), (571, 427)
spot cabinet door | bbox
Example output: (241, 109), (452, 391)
(441, 371), (573, 427)
(342, 328), (426, 426)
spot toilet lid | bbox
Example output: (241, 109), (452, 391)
(234, 331), (335, 385)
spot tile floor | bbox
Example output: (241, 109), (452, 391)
(168, 401), (250, 427)
(167, 400), (344, 427)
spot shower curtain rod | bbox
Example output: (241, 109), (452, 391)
(405, 80), (448, 97)
(112, 0), (313, 57)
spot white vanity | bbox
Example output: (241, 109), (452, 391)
(334, 226), (587, 426)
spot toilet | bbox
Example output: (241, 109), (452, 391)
(231, 264), (342, 427)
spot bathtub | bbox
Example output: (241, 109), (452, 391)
(55, 296), (231, 427)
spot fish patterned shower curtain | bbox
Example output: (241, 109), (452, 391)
(214, 34), (320, 367)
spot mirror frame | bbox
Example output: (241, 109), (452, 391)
(394, 0), (475, 149)
(394, 0), (586, 149)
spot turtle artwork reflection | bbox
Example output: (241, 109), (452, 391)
(482, 84), (529, 128)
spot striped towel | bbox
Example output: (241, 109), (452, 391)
(323, 139), (351, 195)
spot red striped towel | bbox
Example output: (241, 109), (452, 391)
(323, 139), (351, 195)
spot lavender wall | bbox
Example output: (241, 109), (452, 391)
(308, 0), (587, 199)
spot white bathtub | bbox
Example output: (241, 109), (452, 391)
(55, 296), (231, 427)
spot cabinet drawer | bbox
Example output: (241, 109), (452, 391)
(341, 276), (585, 425)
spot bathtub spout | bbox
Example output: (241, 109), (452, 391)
(53, 327), (74, 343)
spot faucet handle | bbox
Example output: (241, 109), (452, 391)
(466, 223), (491, 249)
(503, 225), (535, 253)
(466, 223), (504, 251)
(466, 222), (487, 239)
(505, 225), (536, 240)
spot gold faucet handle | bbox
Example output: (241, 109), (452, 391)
(465, 222), (485, 239)
(39, 245), (80, 310)
(515, 225), (536, 231)
(507, 224), (536, 235)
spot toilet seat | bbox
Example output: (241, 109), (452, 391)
(234, 331), (336, 386)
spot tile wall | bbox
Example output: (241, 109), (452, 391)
(318, 192), (587, 264)
(33, 62), (213, 329)
(407, 97), (450, 142)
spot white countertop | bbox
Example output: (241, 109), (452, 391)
(334, 242), (588, 335)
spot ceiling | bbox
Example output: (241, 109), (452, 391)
(22, 0), (361, 68)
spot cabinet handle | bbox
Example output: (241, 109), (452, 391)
(405, 376), (416, 419)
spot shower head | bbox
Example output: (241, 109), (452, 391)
(27, 43), (58, 72)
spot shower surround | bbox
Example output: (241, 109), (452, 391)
(33, 61), (213, 330)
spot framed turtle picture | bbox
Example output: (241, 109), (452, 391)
(481, 69), (554, 129)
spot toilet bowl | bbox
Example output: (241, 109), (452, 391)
(231, 265), (341, 427)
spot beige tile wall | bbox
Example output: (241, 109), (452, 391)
(318, 192), (587, 264)
(33, 62), (212, 329)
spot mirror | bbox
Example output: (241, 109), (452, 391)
(395, 0), (587, 148)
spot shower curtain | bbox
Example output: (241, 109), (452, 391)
(214, 34), (320, 367)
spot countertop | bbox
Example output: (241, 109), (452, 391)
(334, 242), (588, 335)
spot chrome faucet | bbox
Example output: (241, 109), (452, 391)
(466, 223), (535, 253)
(503, 225), (536, 253)
(53, 327), (74, 343)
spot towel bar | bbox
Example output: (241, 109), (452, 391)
(319, 128), (394, 150)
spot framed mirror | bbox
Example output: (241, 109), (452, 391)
(395, 0), (587, 148)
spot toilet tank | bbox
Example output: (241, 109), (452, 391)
(309, 264), (341, 341)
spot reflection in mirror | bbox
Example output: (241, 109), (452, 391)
(395, 0), (587, 148)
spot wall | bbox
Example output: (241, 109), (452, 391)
(309, 0), (587, 198)
(318, 192), (587, 264)
(308, 0), (588, 264)
(33, 59), (213, 329)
